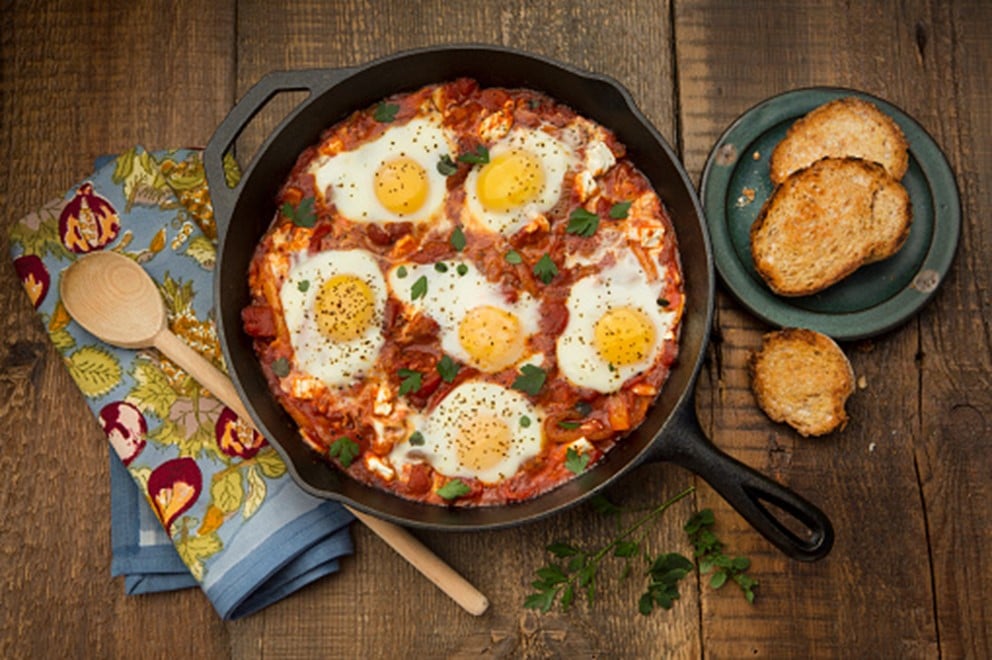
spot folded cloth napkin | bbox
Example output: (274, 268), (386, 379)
(9, 147), (354, 619)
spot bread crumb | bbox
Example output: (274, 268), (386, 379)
(868, 442), (877, 452)
(857, 375), (868, 389)
(752, 150), (761, 160)
(736, 187), (756, 207)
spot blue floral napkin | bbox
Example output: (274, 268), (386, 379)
(10, 147), (353, 619)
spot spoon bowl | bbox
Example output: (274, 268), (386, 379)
(60, 251), (167, 349)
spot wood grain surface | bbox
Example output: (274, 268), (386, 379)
(1, 1), (989, 658)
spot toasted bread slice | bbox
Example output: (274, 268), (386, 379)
(770, 97), (909, 184)
(750, 328), (855, 437)
(750, 157), (912, 296)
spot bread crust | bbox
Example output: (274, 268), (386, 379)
(750, 157), (912, 297)
(749, 328), (855, 437)
(770, 97), (909, 184)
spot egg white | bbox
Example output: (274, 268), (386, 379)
(309, 117), (454, 224)
(387, 259), (541, 372)
(556, 251), (677, 393)
(389, 380), (545, 484)
(280, 249), (387, 389)
(464, 126), (576, 236)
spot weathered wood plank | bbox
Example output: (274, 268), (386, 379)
(916, 2), (992, 657)
(675, 1), (943, 657)
(0, 2), (235, 658)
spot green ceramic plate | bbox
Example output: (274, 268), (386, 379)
(700, 87), (960, 340)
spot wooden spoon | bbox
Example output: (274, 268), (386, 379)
(60, 250), (489, 616)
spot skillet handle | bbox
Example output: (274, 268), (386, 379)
(203, 68), (355, 234)
(655, 405), (834, 561)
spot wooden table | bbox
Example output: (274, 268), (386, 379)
(2, 1), (989, 657)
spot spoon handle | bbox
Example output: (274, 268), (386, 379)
(152, 327), (490, 616)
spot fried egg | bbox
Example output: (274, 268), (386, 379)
(464, 127), (576, 236)
(310, 117), (454, 224)
(388, 259), (541, 373)
(390, 380), (545, 484)
(280, 249), (387, 388)
(556, 251), (677, 393)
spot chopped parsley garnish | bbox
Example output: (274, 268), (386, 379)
(373, 102), (399, 122)
(450, 225), (466, 251)
(410, 275), (428, 300)
(520, 415), (532, 428)
(567, 208), (599, 237)
(437, 154), (458, 176)
(434, 262), (449, 273)
(574, 401), (593, 416)
(271, 357), (290, 378)
(297, 279), (310, 293)
(458, 145), (490, 165)
(437, 478), (472, 500)
(609, 200), (632, 219)
(436, 355), (460, 383)
(396, 265), (408, 278)
(398, 368), (423, 395)
(281, 197), (316, 228)
(565, 447), (590, 474)
(505, 250), (523, 265)
(533, 254), (558, 284)
(328, 437), (360, 468)
(557, 420), (582, 430)
(408, 431), (425, 447)
(456, 263), (469, 276)
(512, 364), (547, 396)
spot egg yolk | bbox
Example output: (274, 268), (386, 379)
(456, 415), (511, 473)
(476, 149), (545, 212)
(374, 156), (429, 215)
(458, 305), (525, 372)
(593, 306), (656, 367)
(314, 274), (376, 342)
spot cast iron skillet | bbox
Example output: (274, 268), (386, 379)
(204, 45), (833, 561)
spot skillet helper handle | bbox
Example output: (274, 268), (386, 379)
(658, 407), (834, 561)
(203, 68), (353, 230)
(154, 323), (490, 615)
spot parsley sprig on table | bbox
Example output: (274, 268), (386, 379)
(685, 509), (759, 603)
(524, 489), (759, 615)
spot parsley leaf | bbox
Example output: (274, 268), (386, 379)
(567, 208), (599, 237)
(436, 355), (460, 383)
(519, 415), (532, 428)
(512, 364), (547, 396)
(397, 368), (423, 396)
(685, 508), (759, 603)
(410, 275), (428, 300)
(456, 263), (469, 276)
(434, 262), (448, 273)
(373, 102), (399, 122)
(505, 250), (523, 265)
(450, 225), (466, 251)
(408, 431), (425, 446)
(436, 479), (471, 500)
(271, 357), (290, 378)
(533, 254), (558, 284)
(458, 145), (490, 165)
(609, 200), (632, 219)
(328, 437), (360, 468)
(297, 279), (310, 292)
(639, 553), (693, 615)
(557, 420), (582, 430)
(565, 447), (590, 474)
(396, 265), (408, 278)
(437, 154), (458, 176)
(281, 197), (316, 228)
